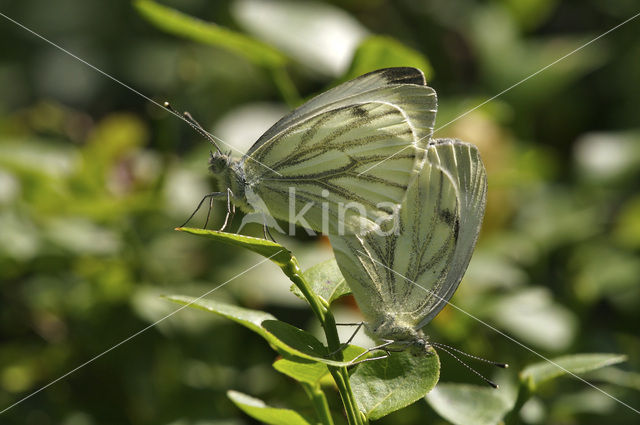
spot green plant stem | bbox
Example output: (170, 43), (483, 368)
(284, 260), (326, 324)
(503, 380), (532, 425)
(302, 383), (334, 425)
(284, 259), (363, 425)
(271, 65), (301, 107)
(322, 311), (365, 424)
(330, 368), (362, 425)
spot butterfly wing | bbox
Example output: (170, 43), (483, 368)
(414, 138), (487, 327)
(243, 68), (437, 234)
(417, 139), (487, 328)
(329, 154), (460, 327)
(329, 139), (486, 330)
(245, 101), (423, 234)
(246, 67), (434, 154)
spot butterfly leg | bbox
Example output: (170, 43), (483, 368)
(262, 215), (276, 242)
(328, 322), (365, 356)
(180, 192), (226, 228)
(219, 188), (236, 232)
(203, 194), (215, 229)
(350, 339), (397, 364)
(348, 352), (390, 366)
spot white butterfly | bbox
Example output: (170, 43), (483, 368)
(202, 67), (437, 235)
(329, 138), (487, 355)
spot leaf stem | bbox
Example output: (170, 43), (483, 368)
(284, 258), (364, 425)
(302, 383), (334, 425)
(271, 65), (301, 107)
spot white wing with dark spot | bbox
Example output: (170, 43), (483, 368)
(329, 138), (487, 333)
(416, 139), (487, 327)
(246, 67), (434, 155)
(242, 68), (438, 234)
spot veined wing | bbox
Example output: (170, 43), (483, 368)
(329, 157), (460, 327)
(245, 101), (424, 234)
(414, 138), (487, 328)
(246, 67), (436, 157)
(329, 138), (487, 330)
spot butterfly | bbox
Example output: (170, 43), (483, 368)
(328, 138), (487, 357)
(192, 67), (437, 235)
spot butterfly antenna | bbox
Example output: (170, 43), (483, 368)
(164, 101), (222, 154)
(433, 343), (500, 389)
(431, 342), (508, 368)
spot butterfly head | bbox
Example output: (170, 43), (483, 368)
(208, 150), (232, 175)
(409, 337), (431, 357)
(369, 315), (432, 356)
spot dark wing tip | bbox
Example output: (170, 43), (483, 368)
(363, 67), (426, 86)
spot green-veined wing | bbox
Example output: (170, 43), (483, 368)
(242, 68), (437, 234)
(328, 138), (487, 337)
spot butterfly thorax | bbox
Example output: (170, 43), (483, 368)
(368, 313), (431, 356)
(208, 152), (253, 213)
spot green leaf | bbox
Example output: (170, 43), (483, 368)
(426, 383), (515, 425)
(614, 192), (640, 249)
(176, 227), (292, 266)
(351, 349), (440, 420)
(166, 295), (358, 367)
(551, 388), (619, 417)
(134, 0), (286, 68)
(571, 244), (640, 306)
(521, 353), (627, 390)
(175, 228), (343, 334)
(291, 259), (351, 305)
(273, 345), (365, 386)
(587, 367), (640, 391)
(346, 35), (434, 82)
(502, 0), (558, 31)
(273, 358), (329, 386)
(486, 287), (577, 351)
(470, 7), (607, 106)
(227, 390), (312, 425)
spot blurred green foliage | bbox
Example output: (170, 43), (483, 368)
(1, 0), (639, 424)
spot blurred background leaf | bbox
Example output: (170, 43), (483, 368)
(426, 382), (516, 425)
